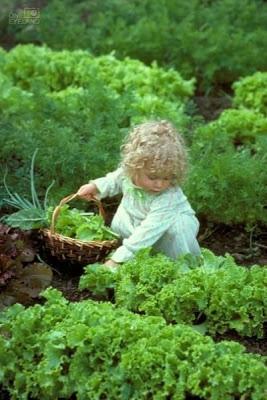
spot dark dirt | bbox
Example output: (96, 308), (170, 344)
(198, 219), (267, 267)
(194, 93), (233, 121)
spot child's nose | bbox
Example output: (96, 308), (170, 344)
(154, 179), (164, 188)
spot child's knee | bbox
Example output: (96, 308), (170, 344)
(164, 214), (201, 255)
(167, 213), (199, 238)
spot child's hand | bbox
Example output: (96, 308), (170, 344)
(105, 259), (119, 267)
(77, 183), (98, 201)
(104, 259), (119, 272)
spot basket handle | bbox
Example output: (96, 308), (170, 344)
(50, 193), (106, 234)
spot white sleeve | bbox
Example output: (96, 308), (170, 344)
(91, 168), (123, 199)
(111, 192), (178, 263)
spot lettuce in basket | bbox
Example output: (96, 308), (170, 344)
(54, 205), (119, 241)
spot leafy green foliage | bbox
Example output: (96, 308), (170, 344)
(3, 208), (47, 230)
(0, 45), (266, 225)
(52, 205), (118, 241)
(80, 249), (267, 338)
(2, 45), (193, 125)
(233, 72), (267, 116)
(196, 108), (267, 144)
(1, 151), (118, 239)
(0, 44), (192, 202)
(79, 263), (116, 297)
(0, 287), (266, 399)
(1, 150), (54, 229)
(185, 108), (267, 224)
(4, 0), (267, 90)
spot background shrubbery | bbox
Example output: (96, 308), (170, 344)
(185, 106), (267, 225)
(1, 44), (267, 225)
(1, 0), (267, 91)
(0, 45), (193, 202)
(233, 72), (267, 116)
(1, 2), (267, 225)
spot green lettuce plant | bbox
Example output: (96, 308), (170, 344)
(233, 72), (267, 116)
(0, 287), (266, 399)
(80, 249), (267, 338)
(0, 44), (192, 202)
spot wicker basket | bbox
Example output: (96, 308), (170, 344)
(39, 193), (119, 265)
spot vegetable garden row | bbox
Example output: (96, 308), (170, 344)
(0, 237), (267, 398)
(2, 0), (267, 91)
(1, 45), (267, 225)
(0, 292), (266, 400)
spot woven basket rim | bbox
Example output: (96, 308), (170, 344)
(40, 228), (119, 247)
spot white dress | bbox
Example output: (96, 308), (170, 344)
(92, 168), (201, 263)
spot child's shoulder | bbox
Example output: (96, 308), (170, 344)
(160, 185), (183, 197)
(152, 186), (185, 205)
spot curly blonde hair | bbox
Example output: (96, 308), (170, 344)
(120, 120), (187, 185)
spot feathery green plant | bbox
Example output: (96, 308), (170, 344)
(1, 149), (55, 229)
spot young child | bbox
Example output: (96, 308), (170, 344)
(77, 120), (200, 270)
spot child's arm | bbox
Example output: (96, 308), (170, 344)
(110, 192), (179, 263)
(77, 168), (123, 200)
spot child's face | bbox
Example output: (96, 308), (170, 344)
(133, 170), (171, 193)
